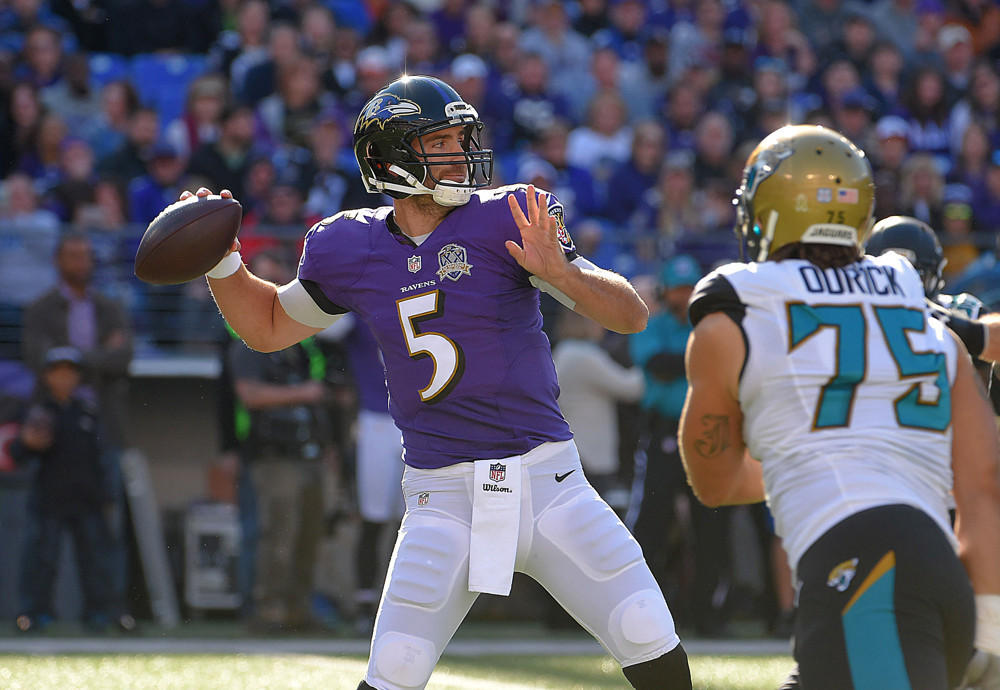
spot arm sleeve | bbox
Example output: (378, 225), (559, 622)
(688, 273), (747, 327)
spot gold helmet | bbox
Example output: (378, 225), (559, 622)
(734, 124), (875, 261)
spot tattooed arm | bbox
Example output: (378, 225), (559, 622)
(679, 312), (765, 507)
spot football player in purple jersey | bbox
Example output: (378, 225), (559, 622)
(189, 75), (691, 690)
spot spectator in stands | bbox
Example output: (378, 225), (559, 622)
(605, 120), (665, 225)
(950, 60), (1000, 153)
(96, 106), (159, 185)
(430, 0), (467, 58)
(239, 20), (303, 107)
(459, 2), (498, 60)
(863, 40), (906, 119)
(492, 51), (572, 155)
(899, 152), (946, 229)
(0, 172), (60, 310)
(872, 115), (913, 219)
(822, 9), (877, 77)
(899, 65), (954, 175)
(520, 0), (591, 105)
(691, 110), (735, 190)
(832, 87), (879, 154)
(366, 1), (413, 69)
(668, 0), (725, 83)
(940, 182), (981, 279)
(973, 153), (1000, 236)
(567, 89), (631, 191)
(707, 28), (757, 143)
(565, 44), (647, 126)
(629, 29), (672, 122)
(229, 250), (332, 632)
(817, 57), (863, 114)
(798, 0), (855, 62)
(0, 0), (74, 55)
(522, 118), (600, 222)
(20, 110), (67, 184)
(187, 104), (256, 201)
(164, 74), (228, 161)
(11, 346), (115, 633)
(127, 139), (188, 225)
(302, 107), (383, 220)
(21, 231), (134, 629)
(322, 26), (364, 99)
(447, 53), (489, 130)
(212, 0), (270, 94)
(402, 18), (445, 77)
(949, 119), (991, 198)
(595, 0), (648, 65)
(257, 56), (336, 152)
(1, 81), (44, 176)
(629, 149), (705, 251)
(300, 5), (337, 67)
(14, 24), (63, 91)
(660, 81), (704, 153)
(869, 0), (921, 66)
(940, 23), (976, 101)
(753, 0), (816, 94)
(82, 79), (139, 163)
(39, 52), (98, 135)
(553, 309), (643, 505)
(48, 136), (97, 222)
(336, 44), (392, 118)
(74, 176), (128, 232)
(573, 0), (610, 35)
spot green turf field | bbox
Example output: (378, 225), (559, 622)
(0, 653), (793, 689)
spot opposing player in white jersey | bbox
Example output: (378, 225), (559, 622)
(679, 125), (1000, 689)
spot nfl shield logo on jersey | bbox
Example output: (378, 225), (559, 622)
(407, 255), (422, 273)
(489, 463), (506, 482)
(436, 243), (473, 281)
(418, 492), (430, 506)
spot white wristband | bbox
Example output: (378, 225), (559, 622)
(977, 594), (1000, 655)
(206, 251), (243, 279)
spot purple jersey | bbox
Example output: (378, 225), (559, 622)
(297, 185), (575, 469)
(345, 319), (390, 414)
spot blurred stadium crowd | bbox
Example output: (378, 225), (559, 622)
(4, 0), (1000, 637)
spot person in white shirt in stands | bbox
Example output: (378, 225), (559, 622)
(552, 309), (643, 508)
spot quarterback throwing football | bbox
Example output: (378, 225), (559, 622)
(194, 75), (691, 690)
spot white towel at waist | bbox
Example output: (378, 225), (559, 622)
(469, 456), (522, 595)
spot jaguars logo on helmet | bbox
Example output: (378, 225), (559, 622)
(354, 75), (494, 207)
(865, 216), (946, 298)
(734, 125), (875, 261)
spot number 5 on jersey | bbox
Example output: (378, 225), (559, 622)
(397, 290), (465, 403)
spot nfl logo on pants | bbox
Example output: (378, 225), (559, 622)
(490, 462), (506, 482)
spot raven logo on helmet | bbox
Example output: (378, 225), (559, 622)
(358, 94), (422, 132)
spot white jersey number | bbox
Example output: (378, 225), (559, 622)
(396, 290), (465, 403)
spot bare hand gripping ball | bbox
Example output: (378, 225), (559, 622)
(134, 195), (242, 285)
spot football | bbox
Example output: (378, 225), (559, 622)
(134, 195), (243, 285)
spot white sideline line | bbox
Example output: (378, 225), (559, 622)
(0, 637), (792, 657)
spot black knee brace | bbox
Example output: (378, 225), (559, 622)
(623, 644), (692, 689)
(356, 682), (377, 690)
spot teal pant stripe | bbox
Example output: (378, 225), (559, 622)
(842, 566), (911, 690)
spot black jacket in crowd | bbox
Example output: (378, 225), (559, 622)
(11, 395), (110, 517)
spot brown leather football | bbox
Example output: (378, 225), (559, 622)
(134, 195), (242, 285)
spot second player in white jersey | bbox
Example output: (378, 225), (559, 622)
(693, 252), (958, 571)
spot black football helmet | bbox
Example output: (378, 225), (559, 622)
(864, 215), (946, 297)
(353, 75), (493, 207)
